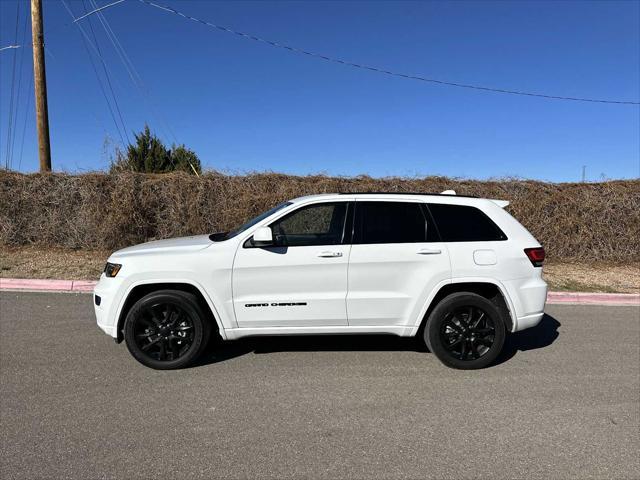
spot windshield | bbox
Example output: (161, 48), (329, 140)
(211, 202), (292, 241)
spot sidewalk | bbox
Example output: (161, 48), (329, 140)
(1, 277), (638, 306)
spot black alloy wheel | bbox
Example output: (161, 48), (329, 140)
(124, 290), (211, 369)
(133, 302), (196, 362)
(424, 292), (506, 369)
(439, 306), (496, 361)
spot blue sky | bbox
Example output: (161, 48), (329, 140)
(1, 0), (638, 181)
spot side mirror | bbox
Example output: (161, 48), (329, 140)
(252, 226), (273, 246)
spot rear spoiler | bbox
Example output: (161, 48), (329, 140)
(491, 199), (510, 208)
(440, 190), (509, 208)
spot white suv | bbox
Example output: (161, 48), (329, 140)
(94, 192), (547, 370)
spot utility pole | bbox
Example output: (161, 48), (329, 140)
(31, 0), (51, 172)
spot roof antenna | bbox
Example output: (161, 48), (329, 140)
(440, 190), (456, 195)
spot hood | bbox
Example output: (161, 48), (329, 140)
(112, 234), (213, 258)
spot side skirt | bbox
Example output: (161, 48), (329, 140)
(223, 325), (415, 340)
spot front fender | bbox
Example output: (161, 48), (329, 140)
(113, 275), (229, 340)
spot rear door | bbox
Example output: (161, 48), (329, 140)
(233, 201), (352, 328)
(347, 200), (451, 326)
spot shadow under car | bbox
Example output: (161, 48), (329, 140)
(193, 313), (561, 368)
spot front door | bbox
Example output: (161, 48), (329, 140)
(233, 201), (352, 328)
(347, 200), (451, 326)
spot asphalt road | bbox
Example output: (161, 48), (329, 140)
(1, 292), (638, 480)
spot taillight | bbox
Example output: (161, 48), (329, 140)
(524, 247), (545, 267)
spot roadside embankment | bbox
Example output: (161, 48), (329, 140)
(1, 171), (638, 262)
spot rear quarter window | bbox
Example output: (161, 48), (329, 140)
(427, 203), (507, 242)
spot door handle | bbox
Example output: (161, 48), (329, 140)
(317, 251), (343, 258)
(417, 248), (442, 255)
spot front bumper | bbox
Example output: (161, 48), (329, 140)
(93, 274), (125, 338)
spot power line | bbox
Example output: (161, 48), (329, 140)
(90, 3), (138, 88)
(82, 0), (131, 144)
(8, 5), (31, 169)
(71, 0), (179, 147)
(89, 0), (178, 145)
(4, 1), (21, 169)
(139, 0), (640, 106)
(0, 45), (21, 52)
(18, 72), (34, 171)
(60, 0), (178, 154)
(60, 0), (127, 146)
(73, 0), (126, 24)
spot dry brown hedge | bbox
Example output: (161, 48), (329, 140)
(1, 171), (638, 262)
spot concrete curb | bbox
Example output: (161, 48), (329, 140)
(545, 291), (639, 306)
(0, 277), (638, 306)
(0, 278), (97, 292)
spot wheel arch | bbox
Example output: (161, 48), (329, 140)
(414, 279), (515, 335)
(114, 281), (226, 343)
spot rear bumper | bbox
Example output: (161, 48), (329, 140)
(514, 312), (544, 331)
(503, 275), (548, 332)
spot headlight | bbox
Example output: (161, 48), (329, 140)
(104, 262), (122, 278)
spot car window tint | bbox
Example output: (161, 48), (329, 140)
(222, 202), (292, 240)
(355, 202), (429, 244)
(270, 202), (347, 246)
(428, 203), (507, 242)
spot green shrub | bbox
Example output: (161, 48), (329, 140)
(110, 125), (201, 175)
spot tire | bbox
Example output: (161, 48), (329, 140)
(424, 292), (506, 370)
(124, 290), (212, 370)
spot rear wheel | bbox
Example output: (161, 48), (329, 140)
(424, 292), (506, 369)
(124, 290), (211, 370)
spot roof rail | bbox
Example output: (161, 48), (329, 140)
(337, 191), (479, 198)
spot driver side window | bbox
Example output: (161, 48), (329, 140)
(269, 202), (348, 247)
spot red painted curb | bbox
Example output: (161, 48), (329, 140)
(71, 280), (98, 292)
(0, 278), (98, 292)
(546, 291), (639, 306)
(0, 278), (76, 291)
(0, 277), (638, 306)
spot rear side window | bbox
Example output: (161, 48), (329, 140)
(428, 204), (507, 242)
(354, 202), (437, 244)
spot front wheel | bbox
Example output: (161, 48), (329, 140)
(424, 292), (506, 370)
(124, 290), (211, 370)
